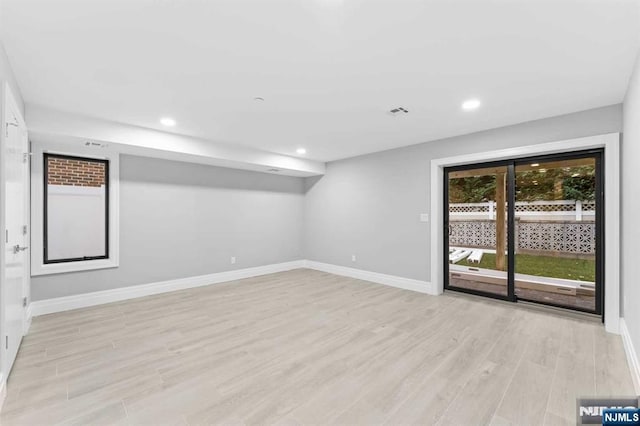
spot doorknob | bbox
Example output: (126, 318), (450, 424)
(13, 245), (28, 254)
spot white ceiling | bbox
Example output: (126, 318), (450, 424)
(2, 0), (639, 162)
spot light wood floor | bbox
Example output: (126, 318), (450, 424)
(1, 269), (634, 425)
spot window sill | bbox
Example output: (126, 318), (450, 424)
(31, 258), (119, 276)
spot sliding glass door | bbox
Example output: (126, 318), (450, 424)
(445, 163), (512, 299)
(444, 150), (603, 315)
(513, 153), (602, 313)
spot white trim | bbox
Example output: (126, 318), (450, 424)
(29, 260), (434, 317)
(30, 260), (305, 316)
(430, 133), (621, 333)
(304, 260), (434, 295)
(620, 318), (640, 394)
(24, 304), (32, 336)
(30, 141), (120, 276)
(0, 374), (5, 412)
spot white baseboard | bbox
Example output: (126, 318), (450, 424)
(30, 260), (305, 317)
(304, 260), (435, 295)
(620, 318), (640, 394)
(30, 259), (434, 317)
(24, 303), (32, 335)
(0, 374), (6, 412)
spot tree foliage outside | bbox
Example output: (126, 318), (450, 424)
(448, 165), (596, 203)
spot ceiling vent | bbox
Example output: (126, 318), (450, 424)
(85, 141), (109, 148)
(389, 107), (409, 116)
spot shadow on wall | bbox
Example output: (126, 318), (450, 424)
(121, 154), (306, 194)
(304, 175), (323, 193)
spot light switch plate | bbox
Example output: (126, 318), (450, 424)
(420, 213), (429, 222)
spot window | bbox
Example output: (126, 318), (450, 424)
(32, 142), (119, 276)
(43, 154), (109, 263)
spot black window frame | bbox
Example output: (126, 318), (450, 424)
(43, 153), (110, 264)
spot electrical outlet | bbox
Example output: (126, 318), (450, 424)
(352, 255), (357, 262)
(420, 213), (429, 222)
(230, 256), (236, 264)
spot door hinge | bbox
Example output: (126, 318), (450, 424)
(22, 152), (30, 163)
(23, 297), (27, 308)
(5, 229), (7, 243)
(22, 225), (28, 235)
(5, 336), (8, 350)
(5, 121), (18, 137)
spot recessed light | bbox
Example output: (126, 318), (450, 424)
(296, 148), (307, 155)
(160, 117), (176, 127)
(461, 99), (481, 111)
(531, 163), (540, 167)
(254, 97), (265, 102)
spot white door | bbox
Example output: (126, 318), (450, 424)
(2, 86), (28, 377)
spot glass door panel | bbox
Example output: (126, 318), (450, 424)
(514, 155), (600, 313)
(446, 165), (510, 297)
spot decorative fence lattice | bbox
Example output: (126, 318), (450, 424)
(518, 221), (595, 254)
(449, 203), (491, 214)
(450, 221), (497, 248)
(449, 220), (595, 256)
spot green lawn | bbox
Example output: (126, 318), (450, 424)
(456, 252), (595, 282)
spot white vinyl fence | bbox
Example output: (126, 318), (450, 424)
(47, 184), (107, 260)
(449, 200), (595, 221)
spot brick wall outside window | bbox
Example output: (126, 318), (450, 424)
(47, 157), (106, 187)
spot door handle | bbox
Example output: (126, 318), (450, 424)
(13, 245), (28, 254)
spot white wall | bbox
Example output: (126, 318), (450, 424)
(304, 105), (622, 282)
(0, 41), (23, 117)
(622, 49), (640, 369)
(31, 155), (306, 300)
